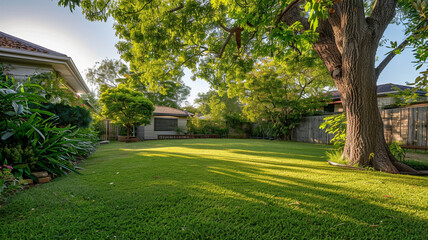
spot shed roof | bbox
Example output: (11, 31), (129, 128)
(153, 106), (189, 117)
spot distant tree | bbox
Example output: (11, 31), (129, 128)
(85, 58), (190, 108)
(235, 57), (332, 139)
(136, 80), (190, 109)
(99, 84), (154, 138)
(182, 105), (198, 115)
(194, 90), (242, 120)
(85, 58), (128, 94)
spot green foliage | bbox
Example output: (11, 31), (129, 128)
(100, 84), (154, 137)
(389, 141), (406, 161)
(187, 118), (229, 136)
(39, 103), (92, 128)
(194, 90), (242, 121)
(0, 69), (98, 181)
(86, 58), (190, 108)
(0, 167), (23, 204)
(326, 150), (348, 165)
(388, 141), (428, 170)
(235, 58), (331, 139)
(28, 72), (84, 106)
(320, 113), (347, 149)
(386, 87), (425, 108)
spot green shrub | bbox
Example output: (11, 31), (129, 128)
(187, 118), (229, 136)
(0, 167), (23, 204)
(320, 113), (347, 149)
(39, 103), (92, 128)
(326, 150), (348, 165)
(388, 141), (405, 161)
(1, 70), (98, 179)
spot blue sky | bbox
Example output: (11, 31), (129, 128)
(0, 0), (420, 104)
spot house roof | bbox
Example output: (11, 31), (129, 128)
(153, 106), (189, 117)
(0, 32), (66, 57)
(0, 31), (90, 94)
(330, 83), (426, 100)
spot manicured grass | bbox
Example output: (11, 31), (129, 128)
(1, 139), (427, 239)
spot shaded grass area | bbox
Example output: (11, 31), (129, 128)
(0, 139), (427, 239)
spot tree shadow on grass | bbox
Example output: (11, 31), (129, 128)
(1, 140), (426, 239)
(116, 144), (427, 239)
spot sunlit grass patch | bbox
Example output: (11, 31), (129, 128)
(0, 139), (426, 239)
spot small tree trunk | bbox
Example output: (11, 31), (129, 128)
(126, 126), (130, 139)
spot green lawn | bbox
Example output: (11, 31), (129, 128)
(1, 139), (427, 239)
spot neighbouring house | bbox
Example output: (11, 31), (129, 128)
(0, 31), (89, 94)
(324, 83), (427, 113)
(135, 106), (189, 140)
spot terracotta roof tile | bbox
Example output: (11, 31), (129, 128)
(0, 31), (66, 56)
(153, 106), (188, 116)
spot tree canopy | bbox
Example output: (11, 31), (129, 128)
(85, 58), (190, 108)
(99, 84), (154, 137)
(60, 0), (426, 90)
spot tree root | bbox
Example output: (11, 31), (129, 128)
(328, 161), (426, 175)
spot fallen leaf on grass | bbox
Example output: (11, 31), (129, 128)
(322, 211), (326, 214)
(370, 225), (378, 227)
(384, 195), (391, 198)
(153, 177), (159, 179)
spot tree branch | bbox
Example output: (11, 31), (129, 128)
(276, 0), (309, 30)
(368, 0), (398, 37)
(168, 3), (184, 13)
(219, 22), (231, 32)
(125, 0), (154, 15)
(219, 32), (234, 58)
(275, 0), (300, 27)
(375, 37), (410, 80)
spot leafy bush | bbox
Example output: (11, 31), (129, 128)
(320, 113), (347, 149)
(326, 150), (348, 165)
(187, 118), (228, 136)
(1, 70), (98, 180)
(389, 141), (405, 161)
(388, 141), (428, 170)
(0, 167), (23, 204)
(39, 103), (92, 128)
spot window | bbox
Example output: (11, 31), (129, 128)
(154, 118), (178, 131)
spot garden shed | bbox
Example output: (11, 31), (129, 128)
(136, 106), (189, 140)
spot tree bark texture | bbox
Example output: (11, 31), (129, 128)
(309, 1), (415, 173)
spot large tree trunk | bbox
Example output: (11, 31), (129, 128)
(309, 1), (416, 173)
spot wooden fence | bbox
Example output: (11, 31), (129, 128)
(158, 134), (221, 140)
(292, 106), (428, 147)
(99, 120), (121, 141)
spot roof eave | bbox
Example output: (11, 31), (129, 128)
(153, 113), (188, 117)
(0, 47), (90, 94)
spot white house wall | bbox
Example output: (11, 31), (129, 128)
(143, 116), (187, 140)
(3, 62), (52, 80)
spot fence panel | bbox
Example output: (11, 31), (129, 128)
(292, 106), (428, 146)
